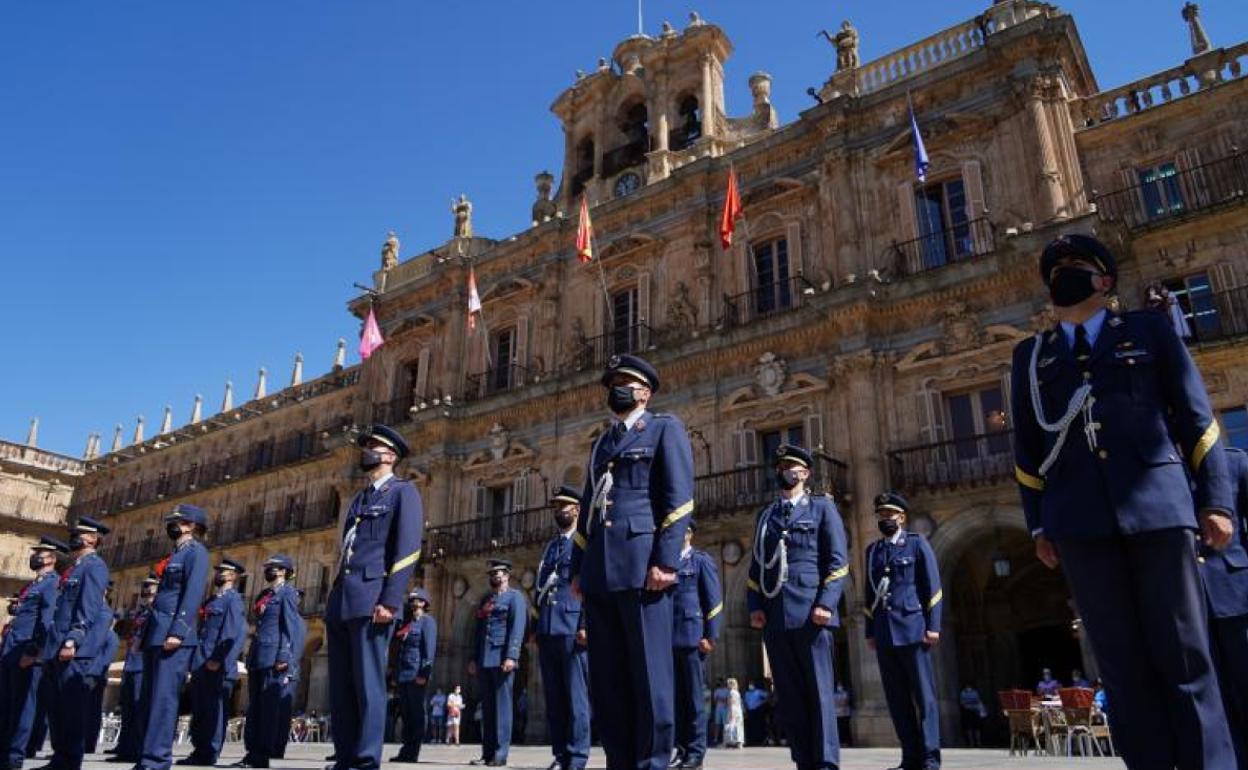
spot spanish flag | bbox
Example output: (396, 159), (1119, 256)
(576, 194), (594, 263)
(719, 165), (743, 250)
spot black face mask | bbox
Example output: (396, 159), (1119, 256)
(489, 574), (505, 588)
(140, 591), (155, 603)
(554, 512), (576, 529)
(878, 518), (900, 537)
(69, 536), (87, 551)
(607, 385), (638, 414)
(29, 554), (47, 571)
(166, 522), (184, 541)
(776, 470), (801, 490)
(359, 448), (384, 472)
(264, 568), (282, 583)
(213, 575), (228, 587)
(1049, 267), (1100, 307)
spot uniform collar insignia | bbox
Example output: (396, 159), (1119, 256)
(1107, 315), (1124, 328)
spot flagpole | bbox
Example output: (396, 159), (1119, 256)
(908, 91), (939, 269)
(591, 224), (615, 331)
(637, 0), (643, 36)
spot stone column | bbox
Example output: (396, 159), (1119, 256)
(1026, 76), (1066, 222)
(700, 54), (715, 139)
(562, 126), (575, 211)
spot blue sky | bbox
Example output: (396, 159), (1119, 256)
(2, 0), (1244, 457)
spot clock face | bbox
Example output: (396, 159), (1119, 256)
(614, 172), (641, 198)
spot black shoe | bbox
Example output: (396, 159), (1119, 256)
(487, 762), (507, 768)
(176, 758), (214, 767)
(547, 762), (562, 770)
(389, 756), (418, 764)
(30, 764), (59, 770)
(680, 763), (704, 770)
(468, 760), (490, 767)
(229, 761), (267, 769)
(669, 756), (683, 768)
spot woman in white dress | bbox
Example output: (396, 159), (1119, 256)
(445, 685), (464, 746)
(724, 678), (745, 748)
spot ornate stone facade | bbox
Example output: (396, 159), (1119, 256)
(66, 1), (1248, 746)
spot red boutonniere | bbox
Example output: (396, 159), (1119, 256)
(396, 621), (412, 640)
(154, 556), (171, 579)
(198, 605), (209, 620)
(476, 599), (495, 620)
(58, 568), (72, 588)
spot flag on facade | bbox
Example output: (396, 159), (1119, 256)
(359, 307), (384, 360)
(719, 165), (743, 250)
(467, 266), (483, 331)
(909, 100), (930, 183)
(576, 195), (594, 263)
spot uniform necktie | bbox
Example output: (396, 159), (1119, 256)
(1074, 324), (1091, 361)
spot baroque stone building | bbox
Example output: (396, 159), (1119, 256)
(67, 0), (1247, 747)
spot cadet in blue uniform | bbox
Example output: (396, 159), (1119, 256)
(110, 577), (157, 764)
(864, 493), (942, 770)
(570, 355), (695, 770)
(182, 559), (247, 767)
(532, 486), (590, 770)
(1, 537), (65, 770)
(84, 601), (119, 755)
(746, 445), (848, 770)
(671, 522), (722, 770)
(392, 589), (436, 763)
(234, 555), (304, 769)
(326, 424), (423, 770)
(137, 505), (210, 770)
(1011, 234), (1235, 769)
(468, 560), (526, 768)
(38, 516), (111, 770)
(1199, 446), (1248, 769)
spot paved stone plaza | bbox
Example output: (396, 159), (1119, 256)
(67, 743), (1122, 769)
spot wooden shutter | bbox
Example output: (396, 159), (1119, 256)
(638, 273), (652, 327)
(734, 428), (759, 468)
(1117, 168), (1145, 229)
(786, 221), (803, 276)
(962, 160), (990, 253)
(473, 485), (487, 519)
(511, 474), (528, 513)
(514, 317), (529, 386)
(916, 387), (947, 443)
(415, 347), (431, 398)
(1175, 147), (1208, 210)
(1210, 261), (1238, 292)
(804, 413), (825, 452)
(896, 181), (920, 274)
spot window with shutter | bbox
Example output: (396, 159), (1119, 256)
(803, 413), (825, 453)
(415, 347), (431, 400)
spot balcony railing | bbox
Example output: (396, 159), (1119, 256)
(1176, 284), (1248, 346)
(568, 323), (655, 373)
(602, 139), (649, 177)
(884, 217), (996, 277)
(372, 393), (431, 425)
(464, 364), (529, 403)
(1093, 151), (1248, 230)
(425, 505), (551, 560)
(888, 429), (1014, 492)
(721, 276), (816, 329)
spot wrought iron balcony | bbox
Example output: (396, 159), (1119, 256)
(1093, 151), (1248, 229)
(425, 504), (551, 560)
(720, 276), (816, 329)
(464, 364), (530, 403)
(1168, 284), (1248, 346)
(567, 323), (655, 373)
(887, 429), (1014, 492)
(883, 217), (996, 277)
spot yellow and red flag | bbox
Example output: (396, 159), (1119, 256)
(576, 195), (594, 263)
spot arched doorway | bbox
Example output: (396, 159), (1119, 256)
(930, 506), (1084, 746)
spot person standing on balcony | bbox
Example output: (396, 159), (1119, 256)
(746, 444), (848, 770)
(325, 424), (422, 770)
(234, 555), (304, 770)
(532, 486), (589, 770)
(1198, 445), (1248, 769)
(391, 589), (436, 764)
(109, 575), (158, 765)
(181, 559), (247, 767)
(1011, 233), (1235, 770)
(468, 560), (526, 768)
(0, 537), (65, 770)
(37, 516), (111, 770)
(570, 354), (695, 770)
(863, 492), (943, 770)
(137, 505), (210, 770)
(671, 522), (722, 770)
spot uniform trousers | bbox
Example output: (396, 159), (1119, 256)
(396, 681), (426, 760)
(536, 634), (590, 770)
(188, 669), (234, 761)
(763, 623), (839, 770)
(139, 646), (194, 770)
(113, 670), (145, 762)
(1210, 613), (1248, 770)
(1058, 529), (1233, 770)
(478, 668), (514, 763)
(672, 647), (708, 765)
(584, 589), (674, 770)
(875, 642), (940, 769)
(326, 617), (393, 770)
(1, 658), (43, 766)
(49, 660), (94, 770)
(243, 668), (292, 766)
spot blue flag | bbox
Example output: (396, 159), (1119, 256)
(910, 104), (929, 183)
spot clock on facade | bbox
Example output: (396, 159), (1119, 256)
(614, 171), (642, 198)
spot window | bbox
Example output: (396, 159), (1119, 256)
(945, 385), (1011, 461)
(752, 238), (792, 315)
(1222, 407), (1248, 451)
(1162, 273), (1220, 341)
(610, 287), (641, 355)
(490, 327), (516, 391)
(672, 95), (702, 151)
(572, 137), (594, 197)
(914, 179), (973, 268)
(1139, 162), (1185, 220)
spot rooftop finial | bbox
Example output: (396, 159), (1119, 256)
(333, 338), (347, 370)
(25, 417), (38, 447)
(1182, 2), (1211, 55)
(83, 432), (96, 459)
(291, 353), (304, 386)
(133, 415), (145, 445)
(255, 367), (268, 399)
(190, 394), (203, 425)
(111, 424), (123, 453)
(222, 381), (234, 413)
(159, 405), (173, 435)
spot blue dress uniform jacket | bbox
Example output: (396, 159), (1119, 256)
(1200, 447), (1248, 619)
(83, 606), (117, 677)
(863, 532), (943, 646)
(570, 411), (696, 592)
(45, 553), (109, 659)
(84, 609), (118, 755)
(533, 534), (583, 637)
(242, 584), (306, 767)
(143, 541), (210, 647)
(1011, 310), (1232, 539)
(533, 533), (591, 770)
(1, 573), (57, 768)
(396, 614), (436, 683)
(747, 493), (848, 770)
(247, 584), (300, 671)
(673, 548), (723, 649)
(863, 532), (943, 770)
(192, 589), (247, 679)
(113, 607), (149, 762)
(1011, 310), (1235, 770)
(45, 554), (110, 770)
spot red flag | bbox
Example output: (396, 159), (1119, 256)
(576, 195), (594, 263)
(467, 266), (482, 331)
(719, 166), (743, 250)
(359, 307), (384, 360)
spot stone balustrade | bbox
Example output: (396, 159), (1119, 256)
(0, 440), (85, 475)
(1075, 41), (1248, 127)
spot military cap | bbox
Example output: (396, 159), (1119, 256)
(551, 485), (581, 507)
(774, 444), (813, 469)
(1039, 234), (1117, 285)
(264, 553), (296, 577)
(165, 503), (207, 527)
(874, 491), (910, 515)
(216, 558), (246, 574)
(356, 424), (409, 459)
(70, 516), (111, 536)
(32, 536), (69, 553)
(601, 354), (660, 392)
(407, 588), (431, 608)
(487, 558), (512, 574)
